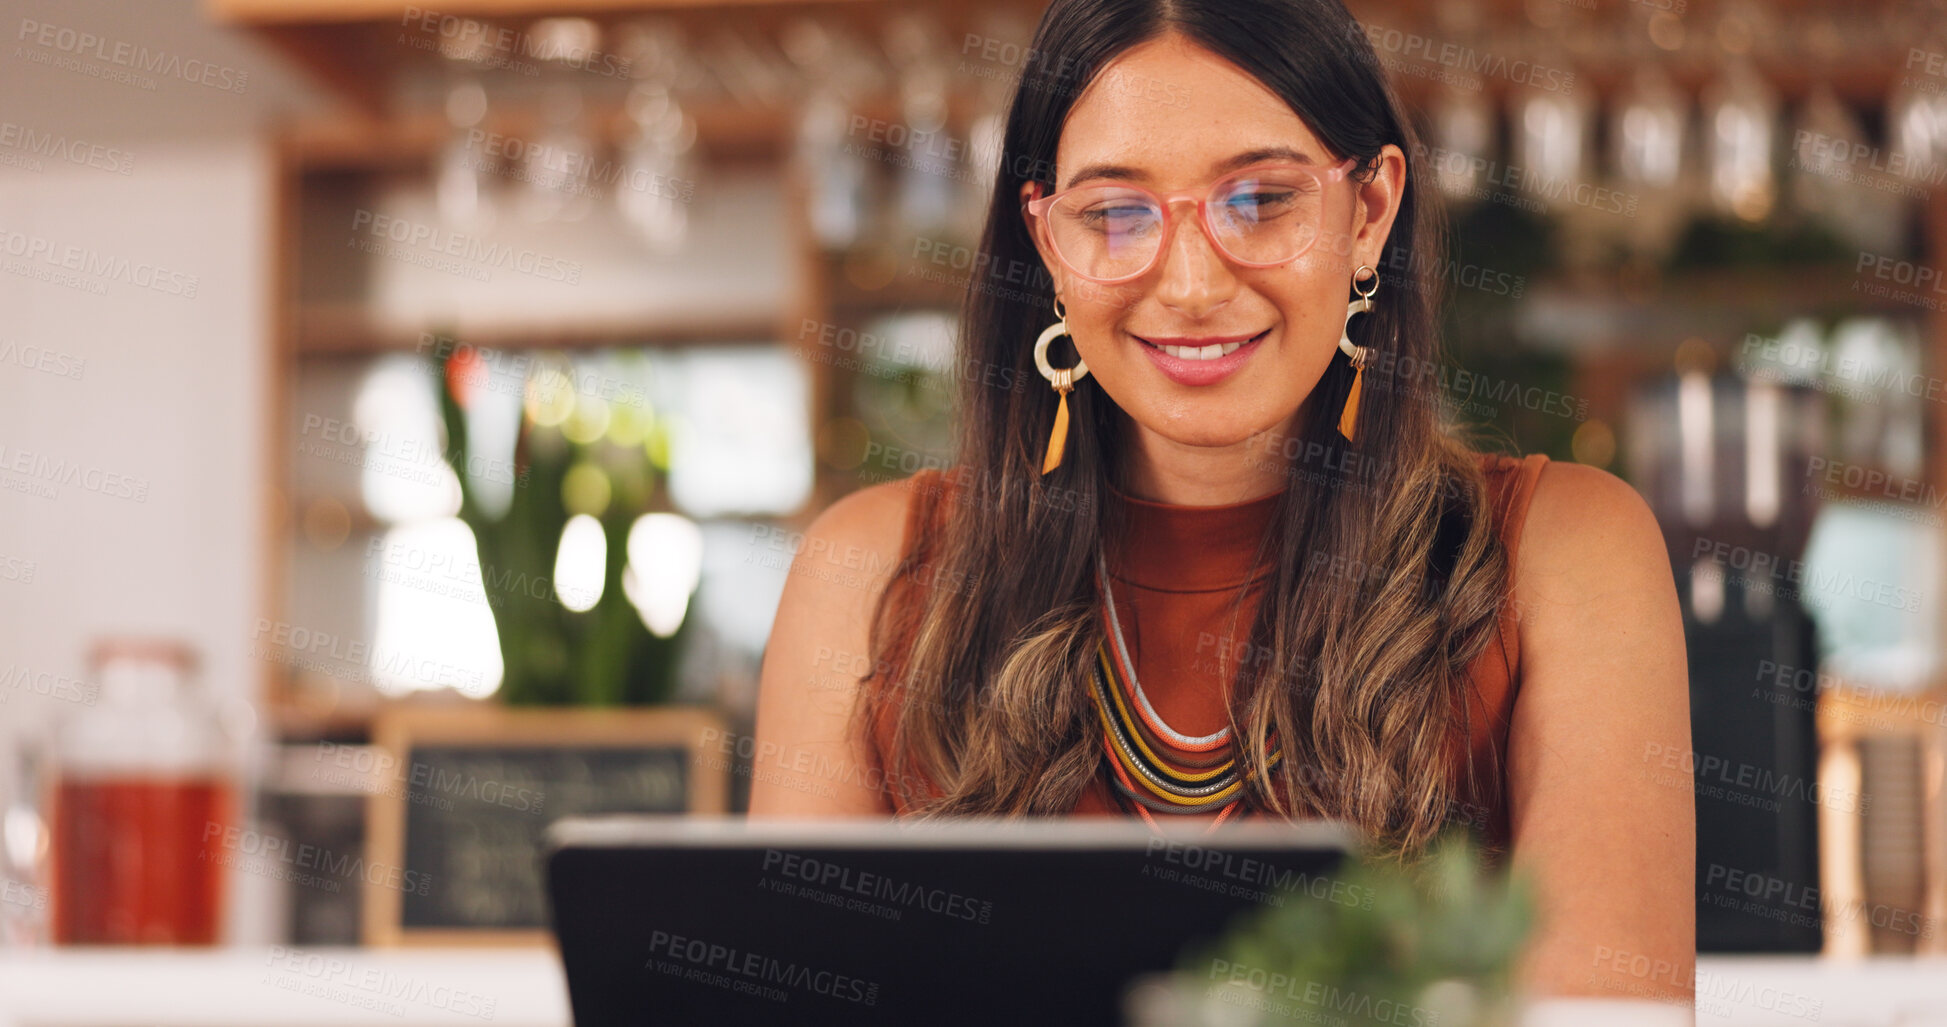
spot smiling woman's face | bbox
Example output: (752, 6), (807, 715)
(1020, 31), (1404, 460)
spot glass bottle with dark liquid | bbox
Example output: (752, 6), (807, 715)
(48, 640), (235, 945)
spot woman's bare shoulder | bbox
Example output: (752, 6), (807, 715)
(750, 474), (937, 816)
(768, 468), (959, 654)
(797, 470), (944, 579)
(1519, 461), (1665, 585)
(1502, 467), (1693, 1000)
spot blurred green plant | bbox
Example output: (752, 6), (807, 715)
(432, 343), (688, 706)
(1666, 214), (1856, 270)
(1156, 831), (1536, 1027)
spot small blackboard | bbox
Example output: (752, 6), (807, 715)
(363, 706), (727, 946)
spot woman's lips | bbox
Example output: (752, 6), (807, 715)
(1134, 329), (1270, 387)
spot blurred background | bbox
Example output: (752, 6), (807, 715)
(2, 0), (1946, 1022)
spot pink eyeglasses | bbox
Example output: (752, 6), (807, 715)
(1024, 157), (1359, 284)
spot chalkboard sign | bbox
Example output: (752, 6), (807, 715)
(363, 706), (727, 946)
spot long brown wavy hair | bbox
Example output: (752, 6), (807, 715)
(858, 0), (1512, 855)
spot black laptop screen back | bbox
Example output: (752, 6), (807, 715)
(546, 817), (1353, 1027)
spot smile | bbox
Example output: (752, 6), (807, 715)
(1135, 329), (1268, 360)
(1133, 328), (1270, 386)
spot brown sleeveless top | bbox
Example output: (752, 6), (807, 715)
(865, 451), (1550, 849)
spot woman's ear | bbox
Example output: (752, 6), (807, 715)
(1020, 180), (1064, 290)
(1350, 144), (1406, 272)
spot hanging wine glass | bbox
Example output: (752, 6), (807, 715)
(613, 19), (703, 253)
(1429, 83), (1496, 206)
(1887, 74), (1947, 186)
(1792, 82), (1905, 252)
(518, 19), (603, 224)
(780, 17), (882, 252)
(434, 70), (495, 232)
(1510, 69), (1592, 215)
(883, 12), (956, 239)
(1700, 57), (1779, 223)
(617, 79), (698, 255)
(1612, 64), (1685, 193)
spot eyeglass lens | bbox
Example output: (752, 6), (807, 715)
(1045, 169), (1328, 280)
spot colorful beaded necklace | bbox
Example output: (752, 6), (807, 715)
(1087, 555), (1282, 832)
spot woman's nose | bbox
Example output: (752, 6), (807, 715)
(1150, 203), (1240, 320)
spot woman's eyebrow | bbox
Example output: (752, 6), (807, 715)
(1058, 145), (1322, 190)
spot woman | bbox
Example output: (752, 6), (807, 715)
(752, 0), (1693, 1005)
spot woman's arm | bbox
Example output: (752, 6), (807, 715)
(1506, 461), (1696, 1005)
(748, 480), (915, 817)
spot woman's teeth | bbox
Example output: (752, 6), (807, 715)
(1145, 335), (1258, 361)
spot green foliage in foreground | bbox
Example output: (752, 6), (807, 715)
(1161, 831), (1537, 1027)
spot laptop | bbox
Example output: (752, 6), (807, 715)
(544, 815), (1355, 1026)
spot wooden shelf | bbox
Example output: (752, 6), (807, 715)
(285, 101), (793, 171)
(294, 302), (779, 354)
(210, 0), (876, 22)
(207, 0), (1043, 115)
(1513, 262), (1941, 356)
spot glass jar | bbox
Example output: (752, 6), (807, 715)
(47, 639), (236, 945)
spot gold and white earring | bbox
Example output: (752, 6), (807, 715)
(1034, 296), (1090, 475)
(1337, 266), (1379, 442)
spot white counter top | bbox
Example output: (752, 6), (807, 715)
(0, 949), (1942, 1026)
(0, 947), (569, 1027)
